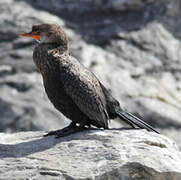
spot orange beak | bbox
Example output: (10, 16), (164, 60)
(19, 31), (40, 40)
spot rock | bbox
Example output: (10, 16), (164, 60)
(1, 0), (181, 149)
(19, 0), (166, 14)
(0, 130), (181, 180)
(0, 0), (64, 73)
(0, 72), (69, 132)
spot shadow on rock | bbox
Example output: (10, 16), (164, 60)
(0, 128), (135, 158)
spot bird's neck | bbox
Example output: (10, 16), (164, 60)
(33, 43), (68, 75)
(43, 42), (68, 53)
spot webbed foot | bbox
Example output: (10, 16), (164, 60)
(44, 122), (87, 138)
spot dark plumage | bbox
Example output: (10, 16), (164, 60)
(20, 24), (159, 137)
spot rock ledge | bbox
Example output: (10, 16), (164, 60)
(0, 129), (181, 180)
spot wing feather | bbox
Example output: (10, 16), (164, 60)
(57, 55), (109, 128)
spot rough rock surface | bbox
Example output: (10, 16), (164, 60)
(1, 0), (181, 148)
(0, 130), (181, 180)
(0, 72), (69, 132)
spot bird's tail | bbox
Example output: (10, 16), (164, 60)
(115, 109), (160, 134)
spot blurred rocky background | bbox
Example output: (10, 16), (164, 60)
(0, 0), (181, 148)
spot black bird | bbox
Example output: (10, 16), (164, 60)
(20, 24), (159, 137)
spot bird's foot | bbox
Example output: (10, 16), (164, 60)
(44, 122), (87, 138)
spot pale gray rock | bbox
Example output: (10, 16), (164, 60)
(0, 130), (181, 180)
(0, 0), (64, 72)
(0, 72), (69, 132)
(1, 0), (181, 149)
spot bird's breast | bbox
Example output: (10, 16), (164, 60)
(33, 46), (60, 76)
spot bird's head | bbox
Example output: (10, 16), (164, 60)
(20, 24), (68, 49)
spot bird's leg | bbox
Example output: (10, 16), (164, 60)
(44, 122), (87, 138)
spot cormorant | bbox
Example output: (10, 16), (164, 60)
(20, 24), (159, 138)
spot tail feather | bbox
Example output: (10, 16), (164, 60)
(115, 109), (160, 134)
